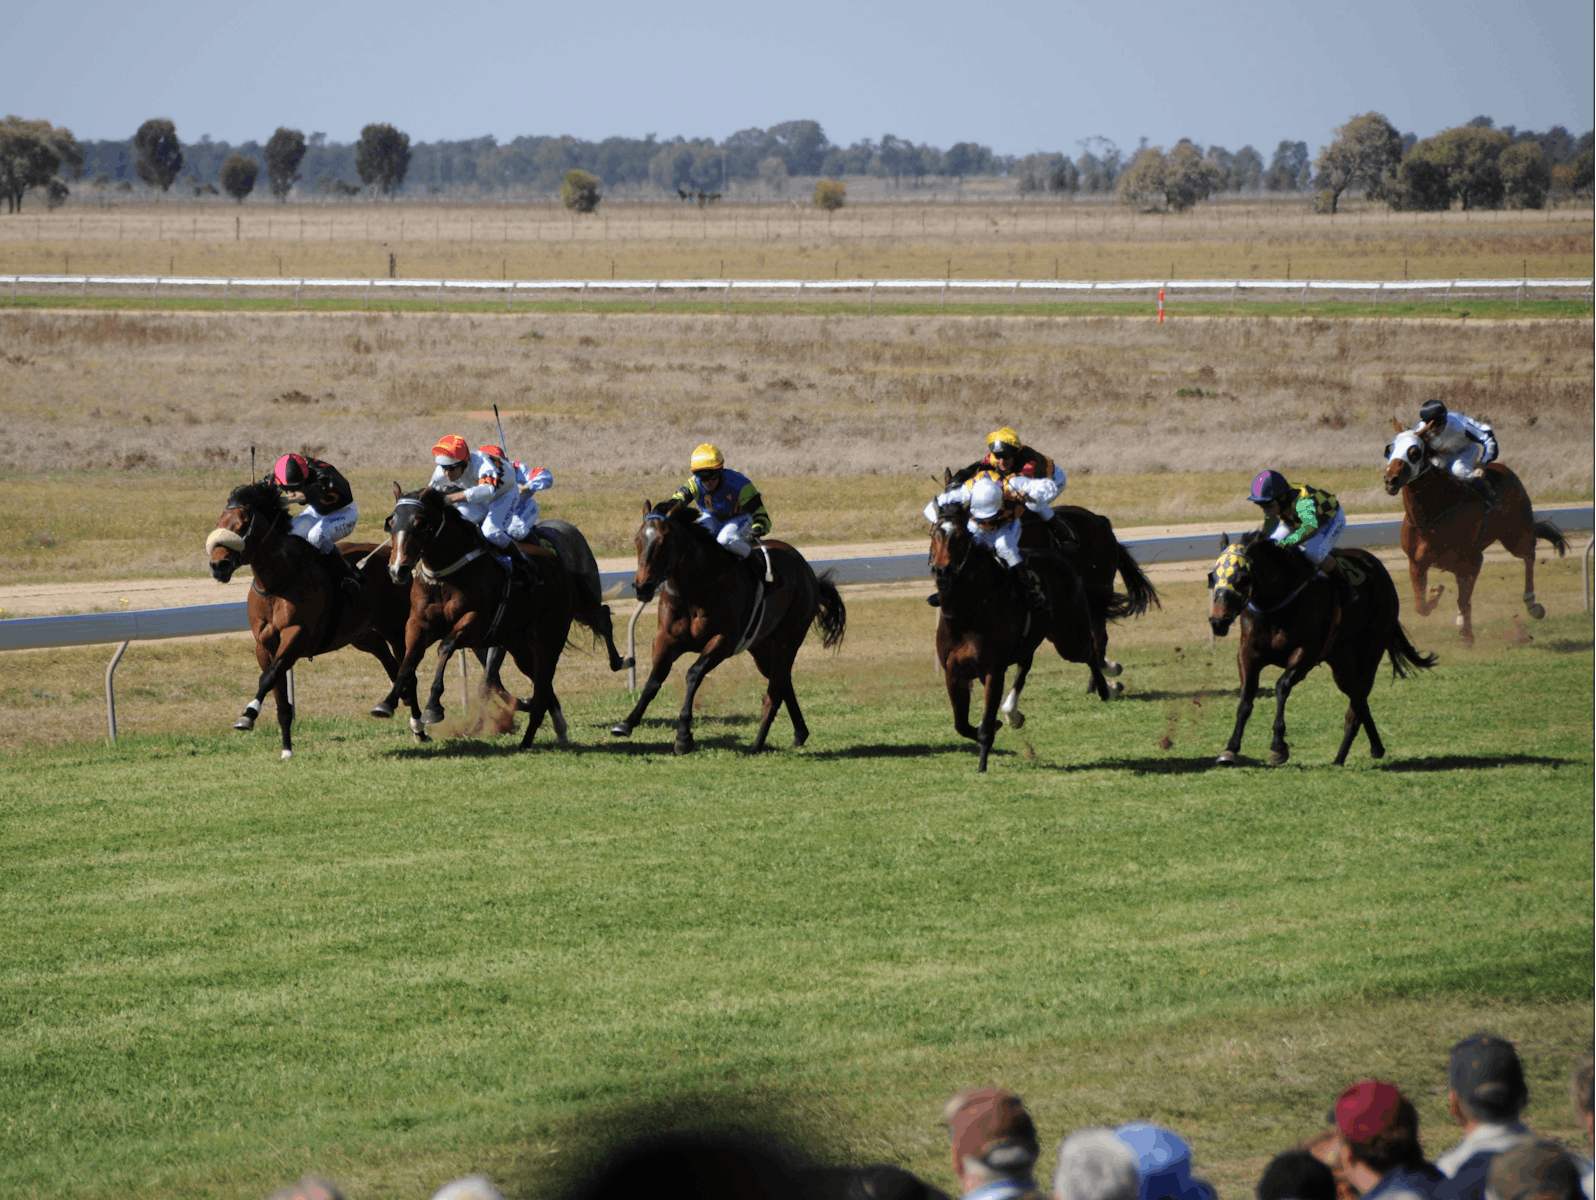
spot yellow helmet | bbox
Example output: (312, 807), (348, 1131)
(987, 427), (1021, 453)
(690, 443), (724, 472)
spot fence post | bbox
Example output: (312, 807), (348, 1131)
(105, 640), (129, 743)
(1374, 281), (1382, 311)
(868, 281), (876, 313)
(1584, 537), (1594, 613)
(1444, 281), (1452, 308)
(507, 281), (515, 312)
(436, 279), (443, 311)
(10, 275), (16, 306)
(580, 280), (587, 312)
(152, 277), (159, 308)
(365, 280), (371, 310)
(1011, 281), (1019, 312)
(940, 280), (948, 310)
(651, 281), (658, 310)
(82, 275), (89, 304)
(224, 278), (230, 310)
(1231, 281), (1237, 310)
(723, 280), (731, 312)
(296, 279), (303, 309)
(1300, 281), (1309, 310)
(458, 653), (468, 707)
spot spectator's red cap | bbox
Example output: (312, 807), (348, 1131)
(1335, 1080), (1405, 1142)
(944, 1088), (1039, 1174)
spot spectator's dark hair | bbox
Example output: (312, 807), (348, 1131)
(1572, 1059), (1593, 1118)
(1257, 1150), (1337, 1200)
(1343, 1097), (1424, 1174)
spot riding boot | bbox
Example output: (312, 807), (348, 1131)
(1048, 509), (1078, 548)
(1317, 555), (1355, 608)
(503, 539), (538, 587)
(1010, 560), (1049, 611)
(1467, 473), (1500, 512)
(323, 548), (364, 604)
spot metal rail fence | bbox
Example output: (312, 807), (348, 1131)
(4, 508), (1589, 743)
(6, 272), (1593, 312)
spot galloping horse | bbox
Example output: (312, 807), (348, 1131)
(1208, 531), (1435, 766)
(609, 499), (846, 755)
(1384, 420), (1568, 647)
(930, 500), (1116, 772)
(381, 486), (575, 750)
(206, 480), (418, 757)
(1017, 503), (1160, 696)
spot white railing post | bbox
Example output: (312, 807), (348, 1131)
(507, 281), (515, 312)
(296, 279), (303, 309)
(723, 280), (731, 312)
(1584, 537), (1594, 613)
(105, 640), (129, 743)
(436, 279), (443, 310)
(868, 281), (876, 313)
(580, 280), (587, 312)
(152, 277), (159, 308)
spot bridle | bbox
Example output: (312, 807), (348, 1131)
(930, 509), (1002, 620)
(225, 500), (285, 561)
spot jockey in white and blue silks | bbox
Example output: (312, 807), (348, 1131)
(1414, 398), (1499, 506)
(269, 452), (363, 600)
(925, 470), (1061, 568)
(429, 434), (535, 574)
(476, 445), (553, 544)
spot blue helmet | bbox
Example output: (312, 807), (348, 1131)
(1248, 469), (1290, 505)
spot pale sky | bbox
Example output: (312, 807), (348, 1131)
(11, 0), (1593, 154)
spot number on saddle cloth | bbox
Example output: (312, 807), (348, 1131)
(1331, 551), (1368, 587)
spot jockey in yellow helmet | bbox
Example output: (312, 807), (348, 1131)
(924, 467), (1060, 608)
(953, 427), (1071, 541)
(668, 443), (771, 560)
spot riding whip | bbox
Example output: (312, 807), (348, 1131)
(493, 404), (511, 463)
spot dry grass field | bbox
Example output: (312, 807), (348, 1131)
(0, 307), (1589, 578)
(1, 199), (1591, 283)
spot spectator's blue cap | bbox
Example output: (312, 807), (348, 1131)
(1113, 1124), (1215, 1200)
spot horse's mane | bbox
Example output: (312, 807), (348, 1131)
(226, 480), (286, 514)
(650, 498), (721, 552)
(403, 486), (489, 545)
(1235, 528), (1313, 577)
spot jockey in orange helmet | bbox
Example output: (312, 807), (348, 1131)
(428, 434), (536, 577)
(267, 452), (363, 602)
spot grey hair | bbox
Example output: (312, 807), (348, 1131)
(1053, 1128), (1140, 1200)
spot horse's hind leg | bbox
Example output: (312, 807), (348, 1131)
(1267, 660), (1306, 766)
(1408, 555), (1444, 617)
(611, 639), (686, 738)
(1519, 550), (1545, 619)
(593, 603), (633, 672)
(749, 641), (799, 752)
(946, 670), (979, 742)
(1084, 617), (1123, 695)
(976, 669), (1007, 773)
(1330, 657), (1383, 765)
(1453, 561), (1480, 648)
(674, 641), (731, 755)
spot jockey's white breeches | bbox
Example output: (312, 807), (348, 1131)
(1442, 442), (1485, 481)
(696, 512), (753, 558)
(475, 489), (522, 548)
(504, 493), (542, 543)
(1271, 505), (1346, 564)
(970, 517), (1023, 568)
(289, 503), (358, 553)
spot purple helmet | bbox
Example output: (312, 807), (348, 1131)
(1249, 469), (1290, 504)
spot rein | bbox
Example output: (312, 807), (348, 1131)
(1245, 571), (1319, 615)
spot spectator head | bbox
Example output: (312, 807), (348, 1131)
(1449, 1034), (1529, 1124)
(943, 1088), (1040, 1189)
(1485, 1139), (1584, 1200)
(1256, 1149), (1338, 1200)
(1335, 1080), (1424, 1174)
(267, 1179), (345, 1200)
(1571, 1058), (1593, 1143)
(1053, 1128), (1139, 1200)
(1113, 1123), (1216, 1200)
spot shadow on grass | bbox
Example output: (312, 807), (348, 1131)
(1540, 638), (1594, 654)
(1047, 754), (1221, 775)
(1378, 753), (1576, 772)
(801, 741), (974, 760)
(582, 715), (758, 729)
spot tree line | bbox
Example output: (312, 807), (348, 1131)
(1, 112), (1591, 212)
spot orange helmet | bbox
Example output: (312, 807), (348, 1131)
(478, 444), (506, 460)
(432, 434), (469, 465)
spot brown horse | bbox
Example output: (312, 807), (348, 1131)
(609, 499), (846, 755)
(381, 486), (575, 750)
(1384, 420), (1568, 647)
(206, 480), (422, 757)
(930, 500), (1116, 772)
(1208, 531), (1435, 766)
(1017, 503), (1160, 698)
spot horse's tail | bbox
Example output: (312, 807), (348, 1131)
(812, 569), (847, 650)
(1114, 542), (1161, 616)
(1532, 518), (1570, 557)
(1093, 587), (1136, 622)
(1387, 621), (1438, 679)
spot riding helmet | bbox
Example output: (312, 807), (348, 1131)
(432, 434), (469, 466)
(478, 444), (507, 461)
(969, 474), (1006, 520)
(987, 427), (1021, 455)
(1248, 469), (1291, 505)
(690, 443), (724, 472)
(273, 453), (310, 487)
(1418, 398), (1448, 424)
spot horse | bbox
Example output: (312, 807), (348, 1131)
(929, 500), (1116, 772)
(206, 480), (423, 757)
(1017, 503), (1160, 698)
(380, 486), (575, 750)
(1207, 531), (1436, 767)
(608, 499), (846, 755)
(1384, 419), (1569, 647)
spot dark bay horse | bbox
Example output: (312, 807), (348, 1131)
(930, 500), (1116, 772)
(1208, 531), (1436, 767)
(381, 486), (575, 750)
(206, 480), (422, 757)
(1017, 503), (1160, 698)
(609, 499), (846, 755)
(1384, 421), (1568, 647)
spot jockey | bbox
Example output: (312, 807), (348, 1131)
(428, 434), (535, 577)
(268, 452), (363, 602)
(924, 468), (1060, 608)
(1247, 469), (1353, 602)
(953, 427), (1072, 542)
(668, 443), (771, 560)
(477, 444), (553, 544)
(1414, 398), (1500, 510)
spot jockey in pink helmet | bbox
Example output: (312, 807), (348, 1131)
(269, 452), (363, 602)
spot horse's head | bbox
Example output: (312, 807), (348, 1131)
(206, 480), (286, 582)
(928, 500), (972, 575)
(1207, 536), (1253, 637)
(385, 483), (444, 585)
(1384, 429), (1429, 495)
(633, 498), (688, 603)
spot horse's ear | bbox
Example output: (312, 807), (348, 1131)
(943, 467), (953, 487)
(1218, 532), (1230, 551)
(392, 480), (402, 499)
(642, 499), (651, 514)
(1390, 416), (1404, 432)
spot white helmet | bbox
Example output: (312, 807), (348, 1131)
(969, 474), (1005, 520)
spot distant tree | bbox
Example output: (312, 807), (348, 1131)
(1571, 145), (1594, 195)
(1076, 137), (1123, 194)
(1117, 145), (1166, 207)
(89, 171), (110, 192)
(1048, 156), (1079, 194)
(220, 154), (258, 203)
(264, 127), (307, 202)
(0, 117), (80, 213)
(1118, 141), (1220, 211)
(1204, 144), (1235, 191)
(813, 178), (845, 210)
(355, 123), (411, 197)
(1232, 145), (1265, 190)
(134, 118), (184, 194)
(649, 141), (696, 193)
(560, 168), (601, 212)
(876, 134), (911, 185)
(1313, 113), (1403, 212)
(758, 155), (788, 195)
(1264, 140), (1309, 191)
(1500, 141), (1550, 209)
(767, 120), (828, 175)
(45, 178), (69, 209)
(1390, 147), (1452, 211)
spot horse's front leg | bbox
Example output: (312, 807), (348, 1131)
(673, 635), (732, 755)
(1216, 654), (1263, 765)
(1267, 655), (1309, 765)
(594, 604), (634, 673)
(390, 617), (438, 738)
(1453, 558), (1480, 648)
(1520, 550), (1545, 620)
(422, 634), (465, 725)
(1001, 649), (1034, 730)
(610, 635), (686, 738)
(976, 667), (1007, 773)
(1409, 555), (1443, 617)
(235, 629), (301, 738)
(945, 660), (979, 742)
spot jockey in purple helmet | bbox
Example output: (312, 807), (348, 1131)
(1248, 469), (1354, 603)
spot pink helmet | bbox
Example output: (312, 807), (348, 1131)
(273, 453), (310, 487)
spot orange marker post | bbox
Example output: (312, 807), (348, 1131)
(1158, 287), (1165, 324)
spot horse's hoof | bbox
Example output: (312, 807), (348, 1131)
(610, 722), (632, 737)
(1102, 660), (1123, 677)
(1527, 603), (1546, 620)
(281, 749), (293, 760)
(1455, 613), (1467, 628)
(618, 657), (636, 670)
(421, 706), (446, 725)
(1008, 710), (1026, 729)
(1215, 750), (1239, 766)
(1108, 681), (1124, 697)
(674, 738), (695, 756)
(233, 716), (255, 731)
(1370, 744), (1386, 760)
(792, 732), (808, 748)
(370, 703), (394, 719)
(1269, 747), (1290, 765)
